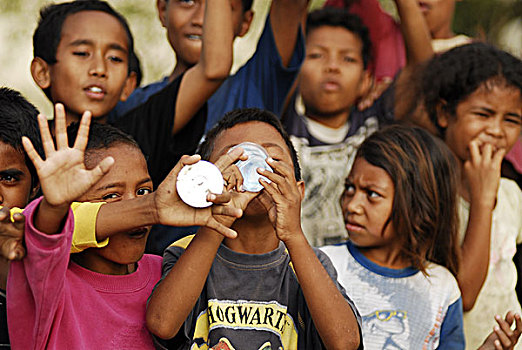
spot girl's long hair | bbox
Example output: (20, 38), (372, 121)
(356, 124), (460, 275)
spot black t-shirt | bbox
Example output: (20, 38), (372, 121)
(112, 74), (207, 186)
(0, 289), (9, 348)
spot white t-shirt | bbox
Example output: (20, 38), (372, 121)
(458, 178), (522, 349)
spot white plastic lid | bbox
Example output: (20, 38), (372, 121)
(176, 160), (224, 208)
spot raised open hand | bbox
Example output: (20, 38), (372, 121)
(22, 104), (114, 209)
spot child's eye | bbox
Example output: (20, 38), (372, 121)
(108, 55), (124, 63)
(0, 174), (18, 184)
(177, 0), (195, 6)
(344, 184), (355, 194)
(472, 111), (490, 118)
(102, 193), (120, 201)
(136, 188), (152, 196)
(343, 56), (357, 63)
(367, 190), (381, 199)
(505, 116), (522, 125)
(307, 52), (323, 60)
(72, 51), (89, 57)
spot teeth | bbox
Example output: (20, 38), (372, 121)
(187, 35), (202, 40)
(88, 86), (103, 93)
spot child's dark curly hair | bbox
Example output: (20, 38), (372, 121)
(422, 43), (522, 136)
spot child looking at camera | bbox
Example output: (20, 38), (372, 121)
(7, 106), (242, 349)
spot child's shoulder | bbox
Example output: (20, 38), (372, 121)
(498, 178), (522, 202)
(497, 178), (522, 219)
(425, 262), (461, 301)
(318, 243), (349, 262)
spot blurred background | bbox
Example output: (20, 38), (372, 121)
(0, 0), (520, 117)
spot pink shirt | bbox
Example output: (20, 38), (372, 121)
(7, 198), (162, 349)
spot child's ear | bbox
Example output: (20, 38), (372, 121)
(358, 70), (373, 98)
(436, 100), (450, 129)
(296, 180), (305, 200)
(157, 0), (168, 29)
(29, 183), (40, 201)
(119, 75), (136, 102)
(237, 10), (254, 37)
(31, 57), (51, 90)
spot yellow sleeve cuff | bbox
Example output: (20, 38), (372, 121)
(70, 202), (108, 253)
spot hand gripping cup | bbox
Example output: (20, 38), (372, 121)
(229, 142), (272, 192)
(176, 160), (223, 208)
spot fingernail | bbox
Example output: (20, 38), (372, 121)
(495, 314), (501, 320)
(267, 157), (274, 163)
(208, 194), (216, 201)
(238, 184), (243, 192)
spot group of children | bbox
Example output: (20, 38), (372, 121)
(0, 0), (521, 349)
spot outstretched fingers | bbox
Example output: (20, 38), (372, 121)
(90, 156), (115, 181)
(22, 136), (43, 169)
(72, 111), (93, 151)
(54, 103), (69, 149)
(37, 114), (55, 157)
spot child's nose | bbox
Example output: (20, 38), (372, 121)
(191, 1), (205, 27)
(485, 117), (504, 138)
(344, 192), (364, 215)
(324, 57), (340, 74)
(89, 54), (107, 78)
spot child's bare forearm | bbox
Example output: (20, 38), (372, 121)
(285, 234), (360, 349)
(395, 0), (433, 65)
(146, 227), (223, 339)
(199, 0), (234, 81)
(457, 201), (493, 311)
(173, 0), (234, 134)
(270, 0), (308, 67)
(94, 195), (158, 241)
(34, 199), (71, 235)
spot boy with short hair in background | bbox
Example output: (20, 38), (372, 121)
(283, 0), (433, 246)
(30, 0), (234, 185)
(110, 0), (309, 132)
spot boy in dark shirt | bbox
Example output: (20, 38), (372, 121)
(283, 0), (433, 246)
(146, 108), (363, 349)
(29, 0), (234, 185)
(109, 0), (308, 132)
